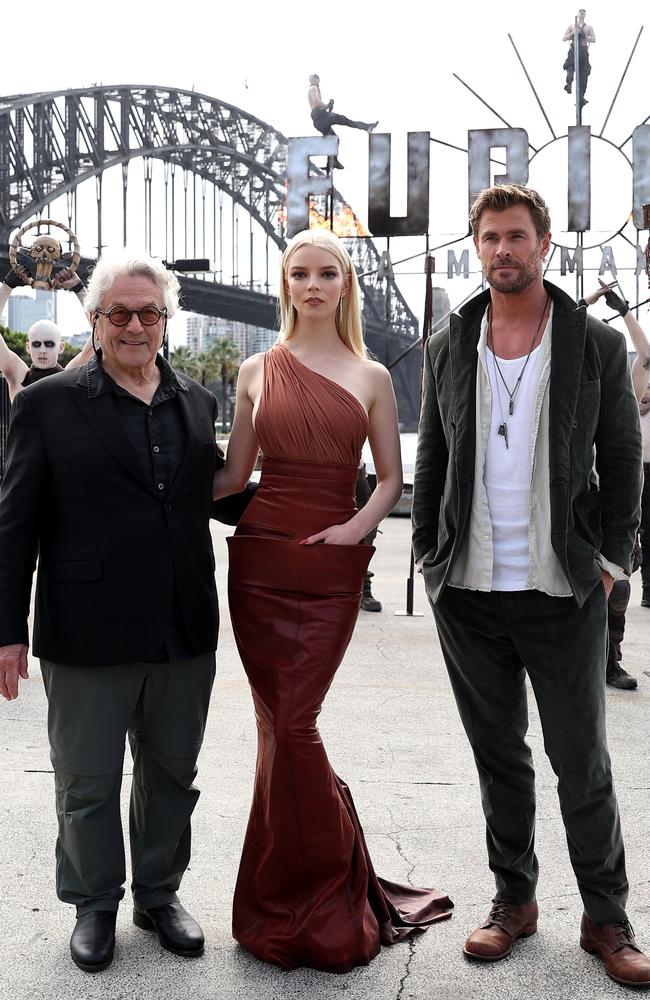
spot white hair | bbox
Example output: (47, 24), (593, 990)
(28, 319), (62, 342)
(85, 251), (180, 316)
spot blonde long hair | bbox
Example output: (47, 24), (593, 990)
(278, 230), (367, 359)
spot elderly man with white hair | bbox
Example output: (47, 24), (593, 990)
(0, 252), (252, 972)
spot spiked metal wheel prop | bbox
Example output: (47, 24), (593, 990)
(9, 219), (81, 289)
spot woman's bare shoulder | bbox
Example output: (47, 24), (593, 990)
(355, 355), (393, 386)
(238, 351), (266, 379)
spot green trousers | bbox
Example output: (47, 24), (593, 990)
(431, 585), (629, 924)
(40, 653), (216, 915)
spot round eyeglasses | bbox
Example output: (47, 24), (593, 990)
(95, 305), (167, 327)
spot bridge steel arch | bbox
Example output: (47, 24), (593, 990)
(0, 85), (421, 425)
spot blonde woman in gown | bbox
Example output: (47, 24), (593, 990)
(213, 230), (452, 973)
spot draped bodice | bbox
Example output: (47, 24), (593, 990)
(255, 344), (368, 467)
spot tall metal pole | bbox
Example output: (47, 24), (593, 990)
(95, 173), (103, 257)
(265, 191), (270, 294)
(202, 177), (207, 262)
(574, 17), (582, 126)
(121, 162), (128, 247)
(212, 183), (218, 283)
(164, 162), (169, 263)
(171, 164), (176, 264)
(218, 188), (224, 283)
(249, 179), (254, 291)
(232, 198), (236, 284)
(384, 237), (391, 366)
(396, 248), (434, 618)
(143, 159), (148, 252)
(192, 171), (197, 260)
(183, 169), (189, 259)
(577, 232), (584, 302)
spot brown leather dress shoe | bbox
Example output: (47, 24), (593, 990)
(580, 914), (650, 986)
(463, 900), (538, 961)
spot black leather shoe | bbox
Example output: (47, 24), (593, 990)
(133, 901), (204, 956)
(606, 661), (638, 690)
(70, 910), (117, 972)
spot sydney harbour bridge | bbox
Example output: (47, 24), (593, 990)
(0, 85), (422, 428)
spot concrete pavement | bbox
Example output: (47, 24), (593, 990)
(1, 515), (648, 1000)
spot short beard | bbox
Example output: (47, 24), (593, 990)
(485, 260), (540, 294)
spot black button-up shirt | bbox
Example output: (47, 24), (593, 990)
(87, 355), (196, 661)
(87, 355), (188, 494)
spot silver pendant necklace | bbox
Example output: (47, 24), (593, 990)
(488, 295), (549, 449)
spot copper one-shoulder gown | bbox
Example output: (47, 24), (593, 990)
(227, 344), (452, 973)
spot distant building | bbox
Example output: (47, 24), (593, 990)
(247, 327), (278, 354)
(186, 314), (205, 353)
(230, 322), (248, 359)
(8, 290), (57, 333)
(65, 332), (91, 350)
(186, 313), (277, 359)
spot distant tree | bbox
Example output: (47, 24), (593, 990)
(208, 339), (241, 431)
(0, 325), (28, 363)
(169, 345), (200, 379)
(61, 340), (81, 366)
(193, 349), (221, 389)
(169, 340), (242, 430)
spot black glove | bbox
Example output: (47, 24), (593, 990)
(604, 287), (629, 316)
(3, 268), (27, 289)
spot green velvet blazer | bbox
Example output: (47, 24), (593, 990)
(412, 280), (642, 608)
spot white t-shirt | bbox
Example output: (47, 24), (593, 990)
(484, 343), (542, 591)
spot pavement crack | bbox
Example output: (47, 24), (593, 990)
(536, 890), (581, 902)
(374, 634), (393, 665)
(359, 779), (465, 786)
(387, 809), (416, 886)
(396, 935), (417, 1000)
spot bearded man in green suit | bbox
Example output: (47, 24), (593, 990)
(413, 184), (649, 989)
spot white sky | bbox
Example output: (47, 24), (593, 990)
(2, 0), (649, 345)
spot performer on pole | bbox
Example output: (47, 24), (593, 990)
(563, 9), (595, 107)
(307, 75), (378, 170)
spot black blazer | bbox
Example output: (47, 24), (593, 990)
(412, 280), (642, 607)
(0, 362), (251, 665)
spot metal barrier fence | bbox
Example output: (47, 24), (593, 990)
(0, 375), (10, 480)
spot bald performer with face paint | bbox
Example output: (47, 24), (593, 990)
(0, 268), (93, 401)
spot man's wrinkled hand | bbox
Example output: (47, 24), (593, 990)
(0, 644), (29, 701)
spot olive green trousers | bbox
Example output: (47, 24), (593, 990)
(41, 653), (216, 915)
(431, 585), (629, 924)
